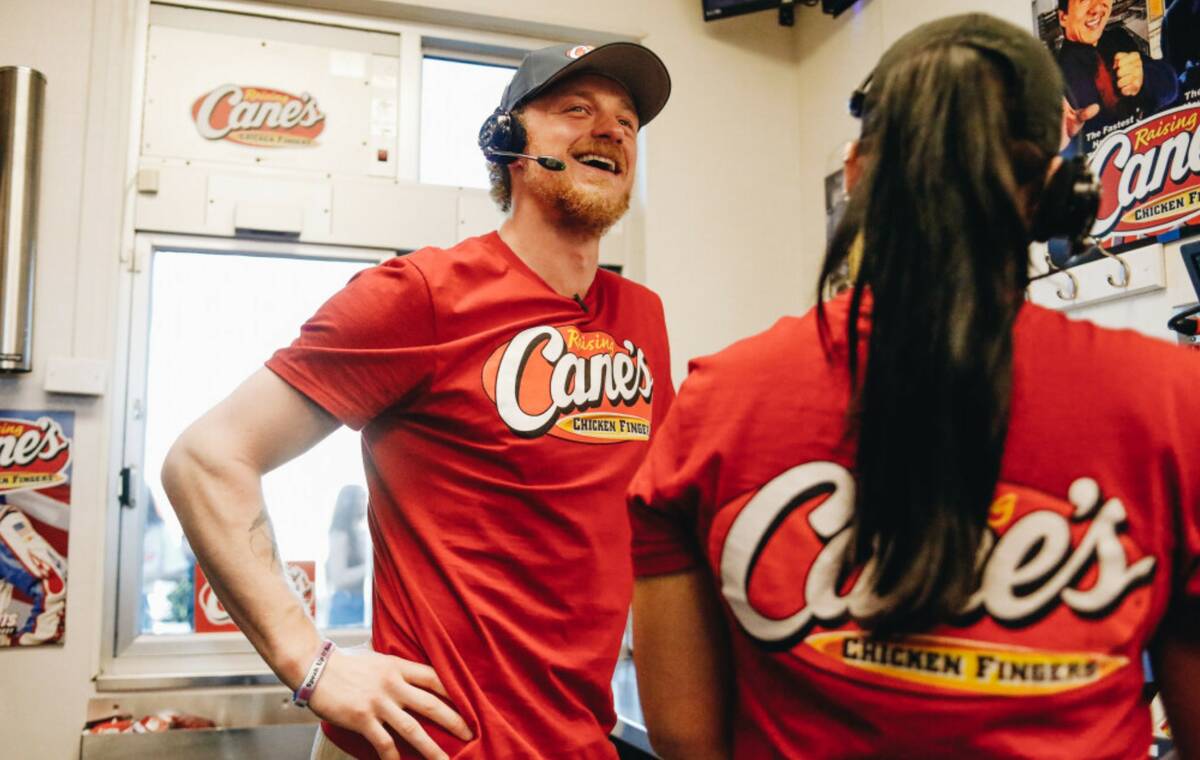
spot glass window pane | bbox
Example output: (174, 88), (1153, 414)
(139, 250), (375, 635)
(419, 56), (516, 189)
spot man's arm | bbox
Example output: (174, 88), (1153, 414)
(1152, 607), (1200, 758)
(632, 570), (732, 760)
(162, 368), (471, 760)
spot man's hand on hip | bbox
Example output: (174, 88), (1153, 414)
(308, 647), (473, 760)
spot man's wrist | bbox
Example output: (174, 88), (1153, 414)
(292, 639), (337, 708)
(273, 627), (325, 691)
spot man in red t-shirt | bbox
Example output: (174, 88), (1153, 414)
(162, 42), (674, 760)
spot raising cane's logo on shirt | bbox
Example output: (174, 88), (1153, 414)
(715, 462), (1156, 697)
(191, 84), (326, 147)
(482, 324), (654, 444)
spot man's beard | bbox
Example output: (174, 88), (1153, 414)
(521, 147), (631, 237)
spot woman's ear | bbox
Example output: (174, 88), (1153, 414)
(843, 140), (863, 194)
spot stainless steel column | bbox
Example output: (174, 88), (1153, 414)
(0, 66), (46, 373)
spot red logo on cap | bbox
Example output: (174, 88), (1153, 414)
(567, 45), (594, 59)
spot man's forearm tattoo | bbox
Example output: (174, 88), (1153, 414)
(248, 507), (281, 572)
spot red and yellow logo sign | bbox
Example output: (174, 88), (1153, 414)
(482, 324), (654, 444)
(194, 561), (315, 633)
(1092, 104), (1200, 241)
(0, 417), (71, 494)
(191, 84), (326, 147)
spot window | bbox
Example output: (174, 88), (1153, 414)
(118, 237), (381, 657)
(419, 56), (517, 189)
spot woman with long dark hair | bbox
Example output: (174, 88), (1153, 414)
(627, 14), (1200, 759)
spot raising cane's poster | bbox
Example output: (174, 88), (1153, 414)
(1034, 0), (1200, 251)
(0, 411), (74, 648)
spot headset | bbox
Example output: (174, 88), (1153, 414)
(847, 71), (1102, 251)
(478, 108), (527, 164)
(477, 108), (566, 171)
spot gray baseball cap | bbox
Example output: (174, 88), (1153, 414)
(499, 42), (672, 127)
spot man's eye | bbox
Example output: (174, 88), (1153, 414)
(619, 119), (634, 129)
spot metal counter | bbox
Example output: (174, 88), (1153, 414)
(80, 657), (657, 759)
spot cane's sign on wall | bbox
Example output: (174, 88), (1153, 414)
(194, 561), (316, 632)
(1091, 104), (1200, 243)
(191, 84), (326, 147)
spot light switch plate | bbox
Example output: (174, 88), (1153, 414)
(44, 357), (108, 396)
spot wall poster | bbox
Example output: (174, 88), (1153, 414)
(1034, 0), (1200, 254)
(0, 411), (74, 647)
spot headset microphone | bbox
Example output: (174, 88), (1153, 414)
(485, 149), (567, 171)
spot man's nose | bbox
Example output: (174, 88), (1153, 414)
(591, 111), (624, 142)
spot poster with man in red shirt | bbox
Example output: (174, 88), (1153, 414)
(162, 42), (674, 760)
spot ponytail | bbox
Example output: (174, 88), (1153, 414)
(817, 43), (1053, 633)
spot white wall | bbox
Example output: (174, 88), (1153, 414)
(1, 0), (1190, 757)
(0, 1), (136, 758)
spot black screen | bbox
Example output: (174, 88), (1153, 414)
(703, 0), (781, 21)
(823, 0), (859, 16)
(1183, 241), (1200, 301)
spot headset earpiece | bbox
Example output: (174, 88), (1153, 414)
(1030, 155), (1100, 244)
(848, 72), (872, 119)
(478, 108), (527, 164)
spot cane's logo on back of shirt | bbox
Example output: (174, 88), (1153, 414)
(482, 324), (654, 443)
(713, 462), (1156, 697)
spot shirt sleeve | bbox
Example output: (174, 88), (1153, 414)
(628, 362), (714, 579)
(1163, 349), (1200, 612)
(649, 296), (676, 431)
(1178, 442), (1200, 607)
(1140, 53), (1181, 111)
(265, 257), (436, 430)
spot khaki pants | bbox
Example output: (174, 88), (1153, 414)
(311, 727), (357, 760)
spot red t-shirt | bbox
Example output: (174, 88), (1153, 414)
(267, 232), (674, 759)
(628, 294), (1200, 759)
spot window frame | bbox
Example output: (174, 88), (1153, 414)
(104, 232), (391, 688)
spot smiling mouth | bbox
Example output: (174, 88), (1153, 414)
(575, 153), (621, 174)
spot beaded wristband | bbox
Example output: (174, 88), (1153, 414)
(292, 639), (336, 708)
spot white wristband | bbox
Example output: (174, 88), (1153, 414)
(292, 639), (336, 708)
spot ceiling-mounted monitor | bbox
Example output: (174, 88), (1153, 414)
(703, 0), (865, 22)
(702, 0), (782, 22)
(823, 0), (859, 16)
